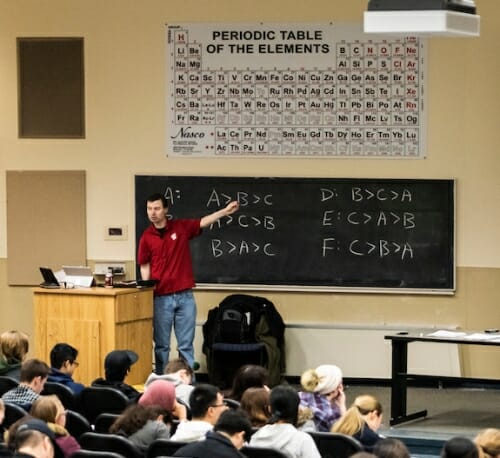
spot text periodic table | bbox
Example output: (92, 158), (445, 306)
(166, 23), (426, 158)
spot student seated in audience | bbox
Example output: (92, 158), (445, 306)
(109, 404), (171, 453)
(30, 395), (80, 458)
(250, 384), (321, 458)
(373, 438), (410, 458)
(91, 349), (141, 401)
(1, 359), (50, 410)
(240, 387), (270, 428)
(475, 429), (500, 458)
(110, 379), (186, 451)
(299, 364), (346, 432)
(226, 364), (270, 402)
(173, 409), (252, 458)
(332, 394), (383, 451)
(170, 383), (228, 442)
(442, 437), (479, 458)
(144, 357), (194, 406)
(0, 331), (29, 381)
(6, 417), (65, 458)
(139, 379), (187, 420)
(47, 343), (85, 396)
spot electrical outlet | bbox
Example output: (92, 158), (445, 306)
(104, 225), (128, 241)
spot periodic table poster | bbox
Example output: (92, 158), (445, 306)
(166, 23), (426, 158)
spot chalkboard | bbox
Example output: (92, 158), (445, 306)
(135, 176), (455, 292)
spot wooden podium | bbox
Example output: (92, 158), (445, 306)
(33, 287), (153, 385)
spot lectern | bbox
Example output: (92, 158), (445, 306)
(33, 287), (153, 385)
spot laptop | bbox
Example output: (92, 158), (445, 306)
(39, 267), (61, 288)
(62, 265), (95, 288)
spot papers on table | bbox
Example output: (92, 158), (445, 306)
(463, 332), (500, 341)
(427, 330), (466, 338)
(427, 330), (500, 341)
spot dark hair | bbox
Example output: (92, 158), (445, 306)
(268, 384), (299, 426)
(189, 384), (220, 418)
(373, 438), (411, 458)
(214, 409), (252, 441)
(229, 364), (270, 402)
(164, 358), (194, 378)
(19, 359), (50, 383)
(50, 343), (78, 369)
(109, 404), (168, 436)
(146, 193), (168, 208)
(442, 437), (479, 458)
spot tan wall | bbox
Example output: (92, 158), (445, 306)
(0, 0), (499, 377)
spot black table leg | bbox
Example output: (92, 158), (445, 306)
(390, 338), (427, 425)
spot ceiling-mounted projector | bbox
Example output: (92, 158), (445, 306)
(363, 0), (480, 37)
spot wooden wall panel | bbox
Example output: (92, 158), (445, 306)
(7, 170), (86, 285)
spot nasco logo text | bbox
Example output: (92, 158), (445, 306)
(170, 127), (205, 139)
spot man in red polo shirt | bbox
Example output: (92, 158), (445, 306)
(138, 193), (239, 374)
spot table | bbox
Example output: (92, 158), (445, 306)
(33, 287), (153, 385)
(385, 330), (500, 425)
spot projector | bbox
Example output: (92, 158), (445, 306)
(364, 0), (480, 37)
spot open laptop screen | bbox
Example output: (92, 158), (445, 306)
(39, 267), (60, 288)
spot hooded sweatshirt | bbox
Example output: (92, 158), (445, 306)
(249, 423), (321, 458)
(144, 373), (194, 406)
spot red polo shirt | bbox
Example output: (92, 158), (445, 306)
(137, 219), (201, 295)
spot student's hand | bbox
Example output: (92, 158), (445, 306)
(333, 384), (346, 414)
(224, 201), (239, 215)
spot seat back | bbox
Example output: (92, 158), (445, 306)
(65, 409), (92, 439)
(94, 412), (120, 434)
(223, 398), (241, 410)
(241, 445), (289, 458)
(72, 450), (126, 458)
(79, 432), (143, 458)
(42, 381), (78, 410)
(79, 386), (129, 424)
(309, 432), (363, 458)
(3, 402), (28, 429)
(0, 376), (19, 396)
(146, 439), (189, 458)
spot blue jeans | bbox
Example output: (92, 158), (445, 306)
(153, 289), (196, 374)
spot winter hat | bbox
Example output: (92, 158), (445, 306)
(16, 418), (64, 458)
(104, 350), (138, 381)
(139, 379), (176, 411)
(301, 364), (342, 395)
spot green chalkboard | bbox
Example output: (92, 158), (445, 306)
(135, 176), (455, 292)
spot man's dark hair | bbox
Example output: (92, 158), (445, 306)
(269, 384), (299, 426)
(50, 343), (78, 369)
(189, 383), (220, 418)
(146, 193), (168, 208)
(441, 437), (479, 458)
(19, 359), (50, 383)
(214, 409), (253, 441)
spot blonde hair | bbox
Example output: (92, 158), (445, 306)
(475, 429), (500, 458)
(300, 368), (321, 392)
(0, 330), (29, 362)
(332, 395), (382, 435)
(30, 395), (65, 424)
